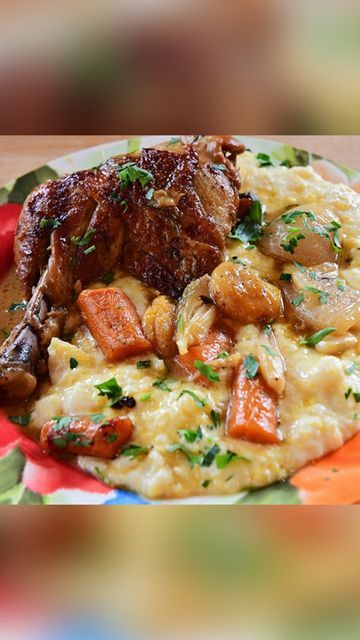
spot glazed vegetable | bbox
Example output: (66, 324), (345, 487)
(280, 263), (360, 335)
(227, 361), (281, 445)
(174, 327), (233, 383)
(40, 415), (134, 458)
(259, 203), (339, 265)
(209, 262), (282, 325)
(77, 288), (151, 361)
(175, 275), (217, 355)
(143, 295), (177, 358)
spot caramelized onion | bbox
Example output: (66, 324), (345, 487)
(176, 275), (217, 355)
(259, 203), (339, 266)
(281, 263), (360, 335)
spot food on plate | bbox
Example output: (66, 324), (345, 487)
(1, 136), (360, 499)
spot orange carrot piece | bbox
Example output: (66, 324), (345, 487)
(291, 432), (360, 505)
(41, 415), (134, 459)
(227, 362), (281, 445)
(77, 288), (151, 361)
(174, 327), (233, 384)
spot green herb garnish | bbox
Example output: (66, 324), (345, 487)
(282, 210), (315, 225)
(202, 480), (211, 488)
(177, 313), (184, 333)
(256, 153), (273, 167)
(194, 360), (220, 383)
(210, 410), (221, 429)
(167, 444), (201, 468)
(122, 444), (150, 460)
(280, 273), (292, 281)
(8, 412), (33, 426)
(229, 198), (263, 245)
(137, 360), (151, 369)
(303, 286), (329, 305)
(84, 244), (96, 255)
(95, 377), (122, 404)
(261, 344), (277, 356)
(178, 389), (207, 408)
(7, 301), (27, 312)
(292, 293), (304, 307)
(201, 444), (221, 467)
(153, 378), (174, 392)
(139, 393), (152, 402)
(300, 327), (336, 347)
(243, 354), (259, 380)
(100, 271), (115, 285)
(215, 351), (229, 359)
(69, 357), (78, 369)
(216, 450), (250, 469)
(178, 426), (203, 443)
(118, 162), (154, 189)
(40, 218), (61, 230)
(71, 228), (96, 247)
(212, 163), (227, 172)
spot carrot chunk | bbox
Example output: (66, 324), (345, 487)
(174, 327), (233, 384)
(227, 362), (281, 444)
(41, 415), (134, 459)
(77, 288), (151, 361)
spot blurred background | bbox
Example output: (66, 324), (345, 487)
(0, 0), (359, 133)
(1, 507), (360, 639)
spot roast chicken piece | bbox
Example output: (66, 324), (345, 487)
(0, 136), (245, 401)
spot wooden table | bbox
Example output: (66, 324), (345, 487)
(0, 136), (359, 185)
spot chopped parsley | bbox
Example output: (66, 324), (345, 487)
(201, 444), (221, 467)
(230, 256), (246, 265)
(303, 286), (329, 305)
(178, 426), (203, 443)
(118, 162), (154, 189)
(229, 197), (263, 245)
(212, 163), (227, 172)
(282, 210), (315, 225)
(177, 312), (184, 333)
(84, 244), (96, 255)
(137, 360), (151, 369)
(256, 152), (273, 167)
(139, 393), (152, 402)
(52, 416), (73, 430)
(178, 389), (207, 408)
(100, 271), (115, 285)
(292, 293), (304, 307)
(344, 388), (360, 403)
(122, 444), (150, 460)
(202, 480), (211, 488)
(167, 444), (201, 468)
(8, 412), (33, 426)
(261, 344), (277, 356)
(280, 273), (292, 281)
(243, 354), (259, 380)
(345, 362), (359, 375)
(95, 377), (122, 404)
(40, 218), (61, 229)
(210, 410), (221, 429)
(299, 327), (336, 347)
(326, 220), (342, 252)
(153, 378), (174, 392)
(71, 228), (96, 247)
(215, 351), (229, 360)
(69, 357), (78, 369)
(106, 433), (118, 444)
(7, 301), (27, 312)
(337, 279), (345, 292)
(194, 360), (220, 382)
(216, 450), (250, 469)
(263, 324), (272, 336)
(280, 226), (305, 254)
(169, 137), (182, 145)
(1, 329), (10, 340)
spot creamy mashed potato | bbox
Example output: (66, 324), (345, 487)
(32, 153), (360, 499)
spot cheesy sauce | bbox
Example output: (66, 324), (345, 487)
(29, 153), (360, 499)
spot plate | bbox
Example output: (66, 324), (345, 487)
(1, 136), (360, 505)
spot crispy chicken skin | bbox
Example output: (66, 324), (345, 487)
(0, 135), (245, 401)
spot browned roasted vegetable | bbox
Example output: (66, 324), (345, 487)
(143, 295), (177, 358)
(209, 262), (282, 325)
(40, 415), (134, 459)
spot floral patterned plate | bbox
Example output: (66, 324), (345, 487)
(1, 136), (360, 505)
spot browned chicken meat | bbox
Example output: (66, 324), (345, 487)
(0, 135), (246, 401)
